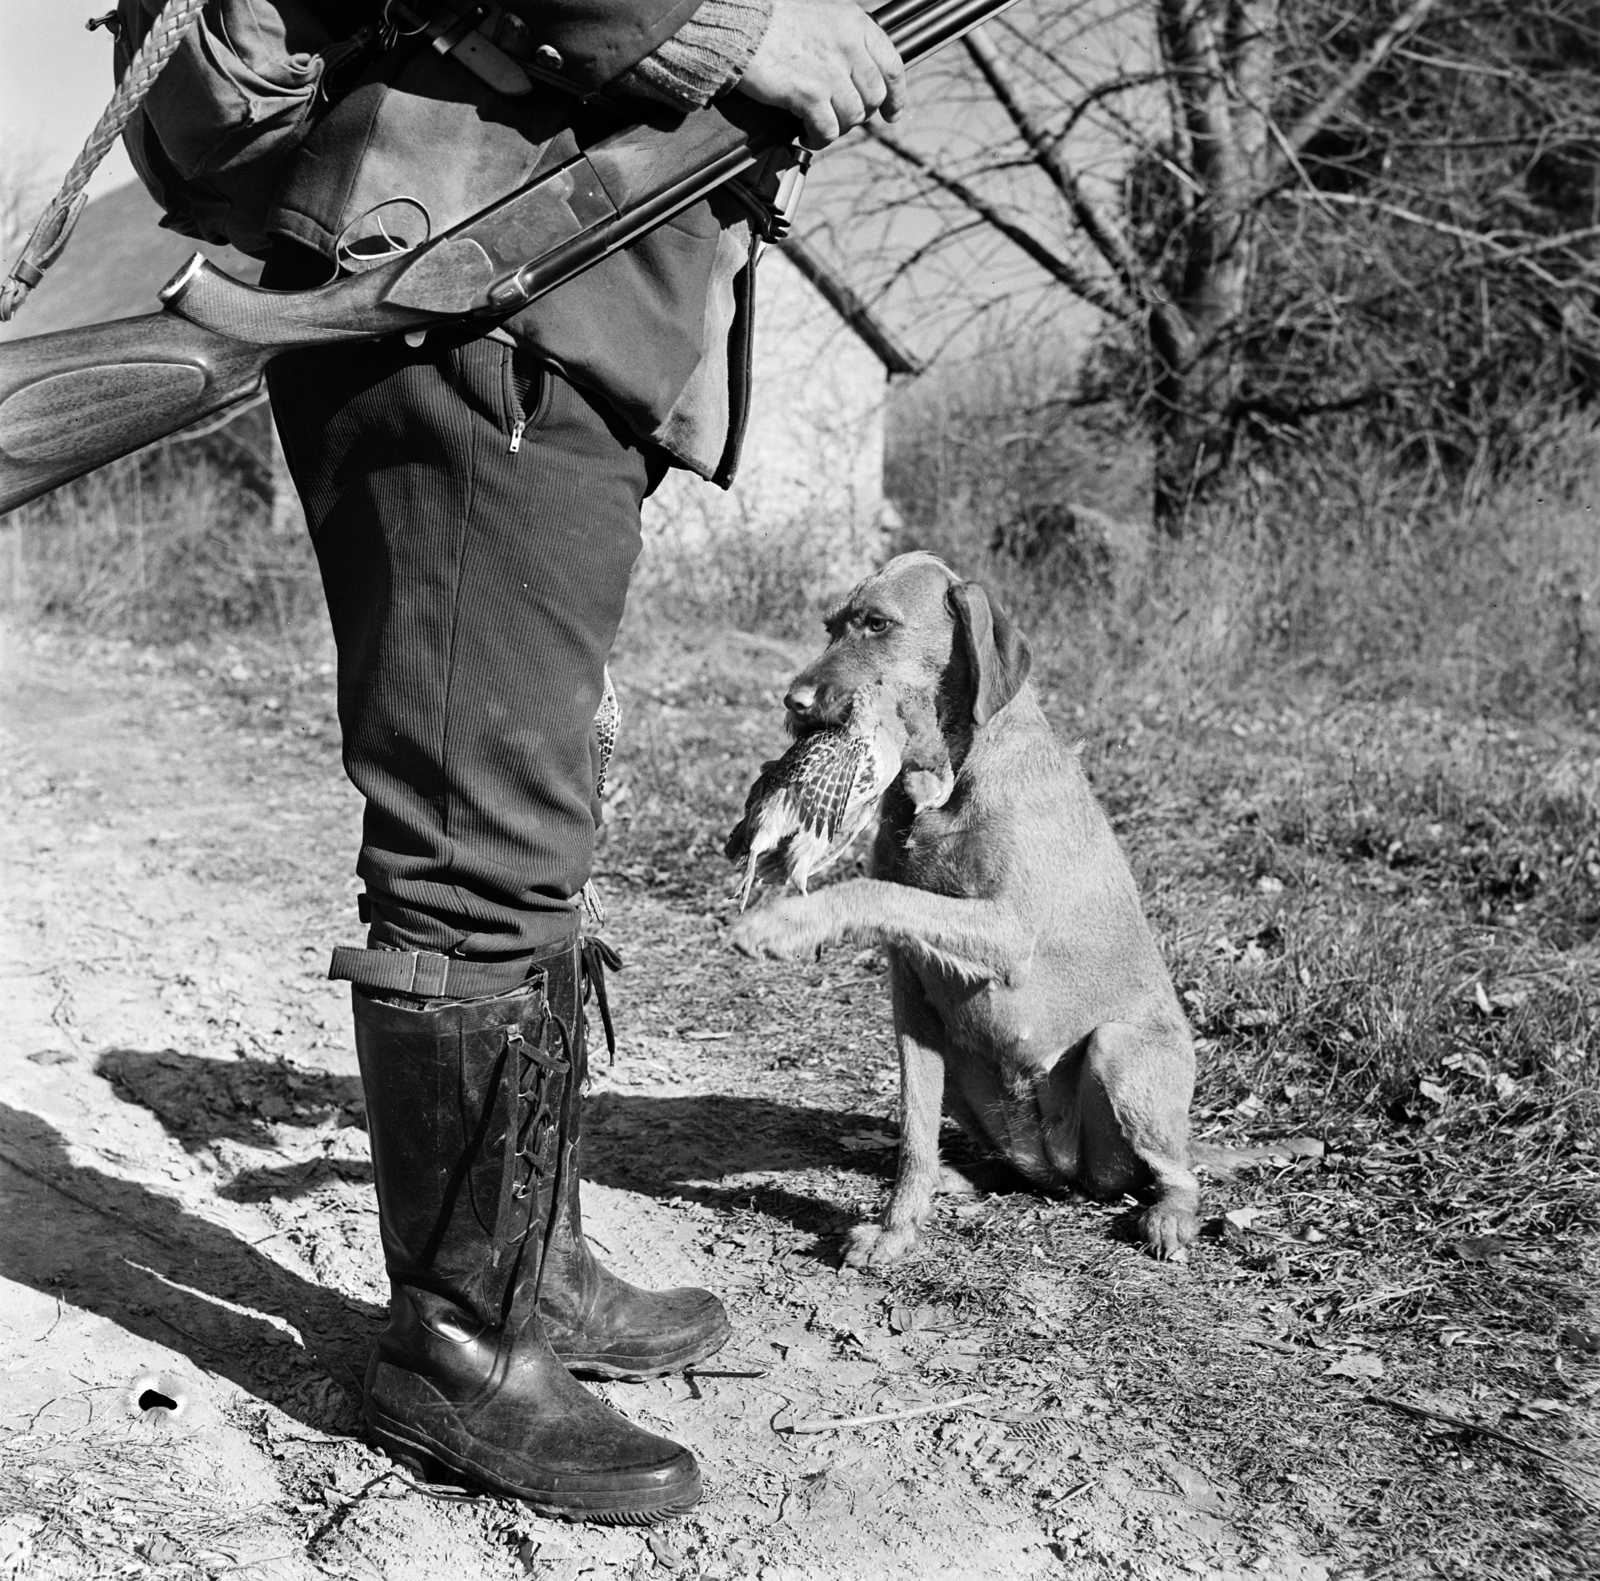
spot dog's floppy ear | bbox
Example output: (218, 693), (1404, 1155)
(948, 581), (1032, 727)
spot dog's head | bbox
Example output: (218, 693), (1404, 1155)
(785, 553), (1032, 766)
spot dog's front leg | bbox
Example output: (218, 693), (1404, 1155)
(727, 889), (843, 962)
(846, 970), (945, 1269)
(730, 881), (1026, 984)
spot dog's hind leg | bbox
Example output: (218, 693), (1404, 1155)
(845, 963), (946, 1270)
(1043, 1022), (1200, 1260)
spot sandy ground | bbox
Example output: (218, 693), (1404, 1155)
(0, 620), (1580, 1580)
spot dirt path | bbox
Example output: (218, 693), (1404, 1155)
(1, 621), (1588, 1581)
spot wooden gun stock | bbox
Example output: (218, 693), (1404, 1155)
(0, 315), (274, 512)
(0, 0), (1018, 515)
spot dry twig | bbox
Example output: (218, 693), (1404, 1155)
(784, 1393), (990, 1435)
(1369, 1393), (1599, 1508)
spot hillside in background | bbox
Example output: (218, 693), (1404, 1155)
(0, 180), (260, 340)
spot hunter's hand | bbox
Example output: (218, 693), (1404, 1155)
(736, 0), (907, 149)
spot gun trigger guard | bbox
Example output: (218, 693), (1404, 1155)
(335, 197), (434, 274)
(729, 145), (812, 243)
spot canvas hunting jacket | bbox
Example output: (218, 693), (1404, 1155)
(121, 0), (773, 480)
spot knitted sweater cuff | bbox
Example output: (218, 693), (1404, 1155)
(618, 0), (775, 110)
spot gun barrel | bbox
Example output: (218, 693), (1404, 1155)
(0, 315), (268, 514)
(890, 0), (1024, 60)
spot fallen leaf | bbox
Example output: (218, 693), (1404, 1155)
(1560, 1325), (1600, 1354)
(839, 1129), (898, 1152)
(1417, 1079), (1448, 1106)
(1324, 1351), (1384, 1381)
(1232, 1008), (1279, 1031)
(1493, 1072), (1519, 1101)
(1224, 1206), (1275, 1230)
(1233, 1093), (1265, 1119)
(1451, 1235), (1508, 1265)
(646, 1531), (681, 1566)
(1257, 875), (1285, 894)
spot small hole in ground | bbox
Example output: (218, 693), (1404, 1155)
(138, 1389), (179, 1412)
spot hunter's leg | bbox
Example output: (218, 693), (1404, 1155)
(268, 315), (645, 967)
(266, 294), (721, 1513)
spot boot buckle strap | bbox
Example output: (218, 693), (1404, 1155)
(508, 1112), (558, 1201)
(330, 945), (541, 999)
(505, 1025), (570, 1075)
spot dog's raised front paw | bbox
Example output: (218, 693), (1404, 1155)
(1140, 1199), (1200, 1262)
(843, 1221), (920, 1270)
(728, 898), (825, 961)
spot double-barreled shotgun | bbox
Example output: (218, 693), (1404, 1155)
(0, 0), (1018, 514)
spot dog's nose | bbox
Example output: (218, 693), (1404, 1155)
(784, 683), (819, 719)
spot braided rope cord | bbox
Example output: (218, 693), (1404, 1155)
(0, 0), (210, 322)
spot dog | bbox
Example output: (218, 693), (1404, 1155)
(729, 552), (1201, 1267)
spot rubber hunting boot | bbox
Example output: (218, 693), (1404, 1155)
(354, 940), (701, 1522)
(536, 937), (731, 1379)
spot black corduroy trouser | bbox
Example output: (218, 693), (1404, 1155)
(267, 314), (662, 969)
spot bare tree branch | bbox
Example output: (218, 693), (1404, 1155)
(1289, 192), (1600, 290)
(780, 235), (927, 376)
(1281, 0), (1445, 158)
(962, 27), (1152, 306)
(864, 125), (1136, 322)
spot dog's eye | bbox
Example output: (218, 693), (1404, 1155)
(862, 614), (891, 636)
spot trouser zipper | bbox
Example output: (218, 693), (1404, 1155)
(506, 349), (539, 455)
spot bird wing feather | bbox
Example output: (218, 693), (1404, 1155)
(726, 719), (903, 897)
(789, 733), (870, 838)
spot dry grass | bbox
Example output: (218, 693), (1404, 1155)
(0, 434), (322, 641)
(601, 612), (1600, 1581)
(0, 1415), (302, 1578)
(890, 391), (1600, 729)
(631, 505), (879, 640)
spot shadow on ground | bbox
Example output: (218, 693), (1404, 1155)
(91, 1047), (1071, 1267)
(98, 1046), (364, 1150)
(580, 1090), (1072, 1252)
(0, 1100), (379, 1434)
